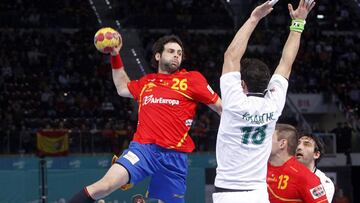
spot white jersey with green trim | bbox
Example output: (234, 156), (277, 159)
(215, 72), (288, 190)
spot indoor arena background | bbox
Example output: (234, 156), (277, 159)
(0, 0), (359, 202)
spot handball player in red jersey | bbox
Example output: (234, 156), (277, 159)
(69, 35), (222, 203)
(267, 124), (328, 203)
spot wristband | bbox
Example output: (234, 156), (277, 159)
(110, 54), (124, 69)
(290, 19), (306, 33)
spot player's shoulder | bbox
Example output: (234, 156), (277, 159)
(286, 160), (323, 191)
(178, 69), (206, 81)
(180, 69), (203, 76)
(315, 169), (325, 177)
(141, 72), (157, 80)
(296, 164), (321, 183)
(315, 169), (334, 183)
(270, 74), (288, 82)
(268, 74), (288, 88)
(286, 157), (314, 176)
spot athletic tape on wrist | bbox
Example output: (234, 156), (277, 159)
(111, 54), (124, 69)
(290, 19), (306, 33)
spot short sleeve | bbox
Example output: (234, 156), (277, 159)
(188, 71), (219, 104)
(266, 74), (289, 112)
(127, 78), (145, 101)
(220, 72), (246, 108)
(301, 174), (328, 203)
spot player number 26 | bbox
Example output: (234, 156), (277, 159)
(171, 78), (188, 90)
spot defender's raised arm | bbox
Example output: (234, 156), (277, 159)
(223, 1), (274, 75)
(274, 0), (316, 79)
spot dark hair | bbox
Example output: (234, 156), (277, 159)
(151, 35), (184, 68)
(240, 58), (271, 93)
(275, 124), (298, 155)
(298, 133), (325, 166)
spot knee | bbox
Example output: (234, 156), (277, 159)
(88, 164), (129, 199)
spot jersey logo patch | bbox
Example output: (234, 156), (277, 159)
(310, 184), (326, 199)
(143, 95), (180, 106)
(185, 119), (193, 126)
(123, 151), (140, 165)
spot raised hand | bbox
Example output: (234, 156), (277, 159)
(250, 1), (275, 21)
(111, 32), (123, 56)
(288, 0), (316, 20)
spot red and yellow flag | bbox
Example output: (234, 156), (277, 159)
(37, 129), (69, 156)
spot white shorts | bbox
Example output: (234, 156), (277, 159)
(212, 188), (269, 203)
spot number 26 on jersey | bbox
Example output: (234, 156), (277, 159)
(171, 78), (188, 91)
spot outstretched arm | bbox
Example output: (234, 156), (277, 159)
(208, 98), (222, 116)
(274, 0), (316, 79)
(222, 1), (274, 75)
(110, 35), (133, 98)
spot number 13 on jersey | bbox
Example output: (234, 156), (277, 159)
(278, 174), (289, 190)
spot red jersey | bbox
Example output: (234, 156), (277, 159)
(127, 69), (219, 152)
(267, 157), (328, 203)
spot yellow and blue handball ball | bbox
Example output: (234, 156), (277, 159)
(94, 27), (122, 54)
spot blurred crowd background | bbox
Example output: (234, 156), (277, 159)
(1, 0), (359, 202)
(0, 0), (359, 157)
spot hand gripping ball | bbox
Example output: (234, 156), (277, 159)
(94, 27), (122, 54)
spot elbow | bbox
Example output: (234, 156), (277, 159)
(224, 48), (241, 63)
(211, 98), (222, 116)
(217, 107), (222, 116)
(117, 90), (126, 97)
(224, 49), (233, 60)
(116, 89), (123, 97)
(116, 87), (128, 97)
(224, 44), (236, 58)
(223, 52), (234, 64)
(280, 59), (294, 71)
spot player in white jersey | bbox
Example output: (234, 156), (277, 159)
(296, 133), (335, 202)
(213, 0), (316, 202)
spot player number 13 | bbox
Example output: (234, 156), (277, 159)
(171, 78), (188, 91)
(278, 175), (289, 190)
